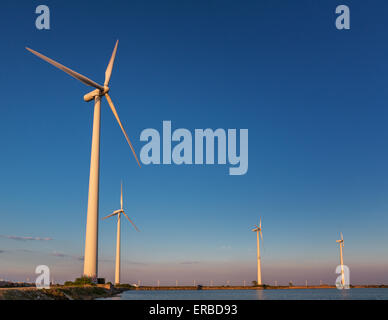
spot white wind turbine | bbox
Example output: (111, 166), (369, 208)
(103, 182), (139, 285)
(26, 40), (141, 279)
(336, 232), (345, 286)
(252, 218), (263, 285)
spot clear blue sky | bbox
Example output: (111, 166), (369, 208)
(0, 0), (388, 285)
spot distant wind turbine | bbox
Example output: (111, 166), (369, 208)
(26, 40), (141, 278)
(252, 218), (263, 285)
(103, 182), (139, 285)
(336, 232), (345, 286)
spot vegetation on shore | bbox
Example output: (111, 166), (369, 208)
(0, 286), (117, 300)
(64, 276), (97, 286)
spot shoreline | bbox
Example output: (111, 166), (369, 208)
(132, 284), (388, 291)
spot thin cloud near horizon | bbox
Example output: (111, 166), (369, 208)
(180, 261), (200, 265)
(50, 251), (82, 260)
(0, 235), (53, 241)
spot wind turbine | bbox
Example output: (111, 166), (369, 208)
(252, 218), (263, 285)
(26, 40), (141, 278)
(103, 182), (139, 285)
(336, 232), (345, 286)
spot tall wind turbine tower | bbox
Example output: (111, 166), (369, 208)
(103, 182), (139, 285)
(252, 218), (263, 285)
(336, 232), (345, 286)
(26, 41), (141, 279)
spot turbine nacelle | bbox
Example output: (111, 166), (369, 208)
(336, 232), (344, 245)
(251, 218), (263, 241)
(336, 240), (344, 247)
(84, 87), (110, 102)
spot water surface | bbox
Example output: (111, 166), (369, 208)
(103, 288), (388, 300)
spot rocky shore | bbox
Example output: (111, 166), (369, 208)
(0, 284), (127, 300)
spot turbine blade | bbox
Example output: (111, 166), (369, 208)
(259, 218), (262, 229)
(120, 181), (123, 210)
(25, 47), (104, 90)
(102, 212), (118, 220)
(122, 210), (140, 232)
(104, 40), (119, 86)
(105, 93), (141, 167)
(341, 232), (343, 240)
(260, 230), (263, 241)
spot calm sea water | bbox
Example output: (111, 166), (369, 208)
(102, 288), (388, 300)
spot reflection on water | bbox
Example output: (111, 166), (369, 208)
(101, 288), (388, 300)
(339, 289), (349, 300)
(255, 290), (264, 300)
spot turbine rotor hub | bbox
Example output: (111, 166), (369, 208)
(83, 86), (109, 102)
(102, 86), (110, 95)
